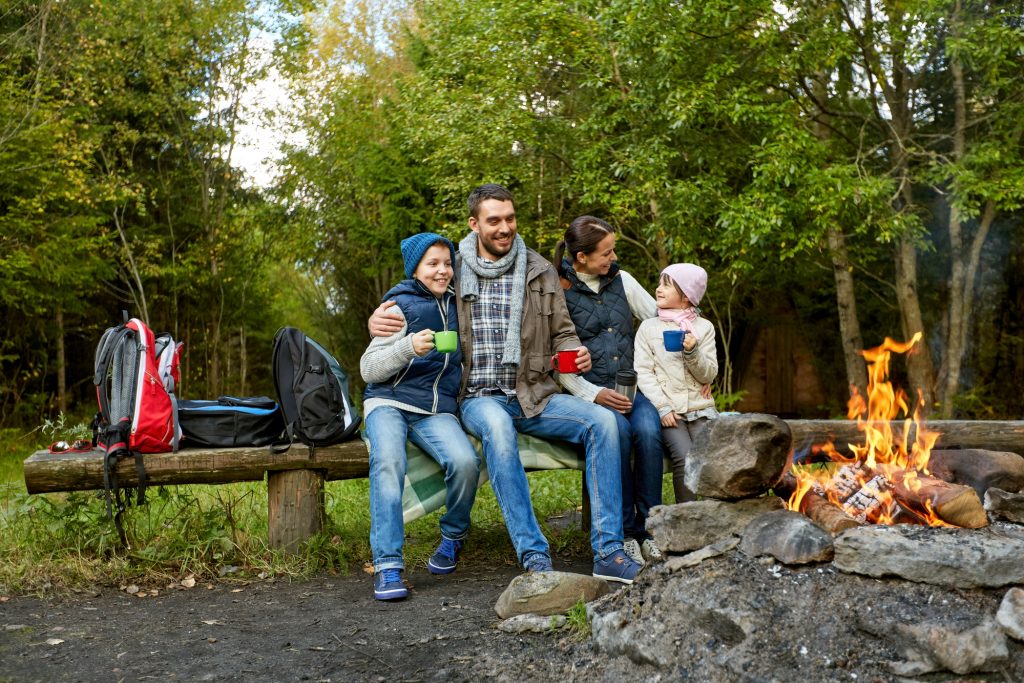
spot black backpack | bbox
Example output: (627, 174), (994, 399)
(272, 327), (361, 446)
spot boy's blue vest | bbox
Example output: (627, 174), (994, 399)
(363, 279), (462, 414)
(560, 260), (633, 389)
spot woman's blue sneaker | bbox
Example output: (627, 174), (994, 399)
(427, 537), (462, 574)
(592, 549), (643, 584)
(373, 568), (408, 601)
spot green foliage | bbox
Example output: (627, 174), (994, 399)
(714, 390), (748, 413)
(39, 414), (92, 443)
(565, 599), (591, 640)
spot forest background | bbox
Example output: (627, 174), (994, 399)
(2, 0), (1023, 431)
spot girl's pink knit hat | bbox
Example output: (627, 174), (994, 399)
(662, 263), (707, 306)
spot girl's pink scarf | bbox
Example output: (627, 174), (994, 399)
(658, 307), (701, 342)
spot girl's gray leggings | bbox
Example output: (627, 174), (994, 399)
(662, 416), (712, 503)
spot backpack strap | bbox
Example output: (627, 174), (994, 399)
(132, 452), (148, 507)
(101, 418), (132, 547)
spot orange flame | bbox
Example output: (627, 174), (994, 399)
(786, 332), (947, 526)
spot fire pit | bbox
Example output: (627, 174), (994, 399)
(785, 333), (987, 529)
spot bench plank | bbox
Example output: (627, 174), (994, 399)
(24, 419), (1022, 496)
(22, 441), (371, 494)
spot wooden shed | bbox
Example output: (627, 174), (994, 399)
(731, 310), (829, 418)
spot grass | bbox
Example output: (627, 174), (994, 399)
(0, 424), (680, 596)
(565, 599), (592, 640)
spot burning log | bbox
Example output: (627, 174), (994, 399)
(890, 475), (988, 529)
(775, 472), (862, 535)
(799, 491), (862, 535)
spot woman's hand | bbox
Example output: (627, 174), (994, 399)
(574, 346), (592, 373)
(661, 412), (678, 428)
(411, 329), (435, 357)
(595, 388), (632, 414)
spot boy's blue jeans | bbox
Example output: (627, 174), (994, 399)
(366, 407), (479, 572)
(459, 393), (625, 566)
(613, 391), (665, 541)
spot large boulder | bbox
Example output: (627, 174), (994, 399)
(928, 449), (1024, 498)
(685, 413), (792, 500)
(494, 571), (609, 619)
(739, 509), (834, 565)
(984, 488), (1024, 524)
(834, 523), (1024, 588)
(647, 497), (785, 553)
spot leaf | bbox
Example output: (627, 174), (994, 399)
(45, 638), (65, 646)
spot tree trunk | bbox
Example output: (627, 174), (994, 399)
(55, 307), (66, 414)
(239, 323), (247, 397)
(937, 1), (997, 418)
(827, 228), (868, 400)
(649, 195), (669, 269)
(810, 72), (867, 401)
(894, 232), (935, 413)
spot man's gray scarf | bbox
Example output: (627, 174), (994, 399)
(459, 233), (527, 367)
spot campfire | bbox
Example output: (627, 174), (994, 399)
(784, 333), (988, 530)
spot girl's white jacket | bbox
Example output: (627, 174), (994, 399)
(634, 316), (718, 418)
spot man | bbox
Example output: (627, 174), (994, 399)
(369, 184), (642, 583)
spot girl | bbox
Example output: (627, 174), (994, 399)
(554, 216), (664, 567)
(634, 264), (718, 502)
(360, 233), (479, 601)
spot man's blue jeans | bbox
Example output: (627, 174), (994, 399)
(365, 407), (480, 572)
(459, 393), (624, 566)
(612, 391), (664, 541)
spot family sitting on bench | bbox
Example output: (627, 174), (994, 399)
(362, 183), (719, 601)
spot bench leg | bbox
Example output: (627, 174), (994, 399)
(268, 469), (325, 552)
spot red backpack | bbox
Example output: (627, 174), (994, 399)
(93, 314), (183, 544)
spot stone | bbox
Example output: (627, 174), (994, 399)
(888, 619), (1009, 676)
(834, 523), (1024, 588)
(647, 497), (785, 554)
(664, 536), (740, 572)
(590, 600), (751, 669)
(984, 488), (1024, 524)
(996, 587), (1024, 641)
(494, 571), (609, 619)
(590, 608), (673, 668)
(929, 449), (1024, 498)
(684, 413), (792, 500)
(496, 613), (566, 633)
(739, 509), (834, 565)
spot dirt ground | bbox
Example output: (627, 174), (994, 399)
(0, 551), (595, 683)
(4, 543), (1022, 683)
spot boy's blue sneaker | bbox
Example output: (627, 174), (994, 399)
(427, 536), (462, 575)
(523, 553), (554, 573)
(592, 549), (643, 584)
(373, 568), (408, 601)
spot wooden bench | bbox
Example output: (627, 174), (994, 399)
(22, 419), (1024, 551)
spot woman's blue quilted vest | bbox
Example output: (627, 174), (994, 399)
(560, 260), (633, 389)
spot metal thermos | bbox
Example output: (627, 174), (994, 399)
(614, 369), (638, 410)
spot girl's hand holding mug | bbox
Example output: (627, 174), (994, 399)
(683, 334), (697, 353)
(412, 329), (435, 356)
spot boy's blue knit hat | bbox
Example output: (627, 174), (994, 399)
(401, 232), (456, 279)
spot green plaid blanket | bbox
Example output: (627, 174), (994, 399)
(361, 434), (585, 524)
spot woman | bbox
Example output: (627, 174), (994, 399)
(554, 215), (664, 566)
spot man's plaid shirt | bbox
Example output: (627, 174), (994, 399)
(465, 268), (518, 396)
